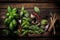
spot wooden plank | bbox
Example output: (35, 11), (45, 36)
(0, 8), (59, 15)
(0, 3), (56, 9)
(0, 0), (54, 3)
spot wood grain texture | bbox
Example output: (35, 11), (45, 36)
(0, 0), (54, 3)
(0, 3), (57, 9)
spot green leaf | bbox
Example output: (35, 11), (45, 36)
(7, 6), (12, 13)
(21, 6), (24, 11)
(23, 17), (30, 21)
(4, 18), (9, 24)
(8, 16), (12, 22)
(12, 8), (17, 13)
(34, 31), (39, 34)
(5, 16), (13, 25)
(23, 10), (27, 13)
(6, 13), (10, 17)
(12, 19), (17, 27)
(40, 26), (45, 29)
(24, 12), (29, 17)
(9, 12), (13, 16)
(21, 21), (27, 26)
(39, 29), (44, 33)
(4, 18), (11, 25)
(9, 22), (14, 30)
(3, 29), (10, 35)
(22, 17), (27, 20)
(23, 25), (29, 28)
(22, 30), (28, 36)
(28, 30), (34, 33)
(13, 13), (17, 17)
(20, 11), (23, 17)
(20, 6), (24, 17)
(9, 16), (13, 19)
(13, 13), (17, 16)
(41, 19), (48, 25)
(34, 6), (40, 13)
(14, 30), (19, 34)
(21, 19), (30, 27)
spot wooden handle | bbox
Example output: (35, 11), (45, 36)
(48, 13), (57, 32)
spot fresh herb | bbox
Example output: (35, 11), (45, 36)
(34, 6), (40, 13)
(41, 19), (48, 26)
(3, 6), (19, 36)
(19, 7), (44, 36)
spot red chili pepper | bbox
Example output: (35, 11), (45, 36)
(32, 12), (40, 22)
(33, 12), (40, 20)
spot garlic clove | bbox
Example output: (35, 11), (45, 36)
(30, 14), (35, 18)
(45, 24), (49, 31)
(19, 20), (21, 24)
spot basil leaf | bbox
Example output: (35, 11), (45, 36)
(20, 12), (23, 17)
(7, 6), (12, 13)
(23, 25), (29, 28)
(3, 29), (10, 36)
(12, 8), (17, 13)
(21, 21), (27, 26)
(34, 31), (39, 34)
(6, 13), (10, 17)
(14, 30), (19, 34)
(21, 6), (24, 11)
(24, 12), (29, 17)
(22, 30), (28, 36)
(4, 18), (9, 24)
(9, 22), (14, 30)
(34, 7), (40, 13)
(12, 19), (17, 27)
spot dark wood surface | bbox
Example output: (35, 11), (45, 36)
(0, 1), (60, 40)
(0, 0), (60, 3)
(0, 0), (54, 3)
(0, 3), (57, 9)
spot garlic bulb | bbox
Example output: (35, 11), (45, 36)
(30, 14), (35, 18)
(19, 20), (21, 24)
(45, 24), (49, 31)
